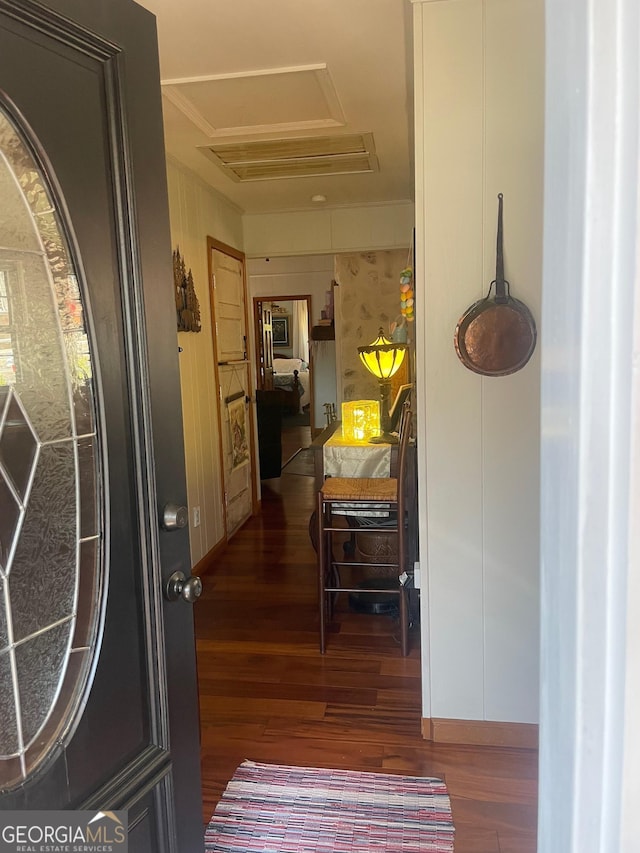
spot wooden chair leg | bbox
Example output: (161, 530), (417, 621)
(328, 562), (340, 617)
(399, 582), (409, 657)
(308, 508), (318, 552)
(398, 507), (409, 656)
(317, 490), (327, 654)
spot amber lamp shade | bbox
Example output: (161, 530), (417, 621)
(357, 328), (407, 440)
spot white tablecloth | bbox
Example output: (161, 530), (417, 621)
(322, 431), (391, 516)
(322, 432), (391, 478)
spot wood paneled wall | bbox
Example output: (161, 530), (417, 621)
(166, 157), (244, 566)
(412, 0), (544, 723)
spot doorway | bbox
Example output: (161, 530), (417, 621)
(253, 294), (313, 472)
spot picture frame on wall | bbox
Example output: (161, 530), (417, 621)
(228, 396), (249, 469)
(272, 315), (290, 347)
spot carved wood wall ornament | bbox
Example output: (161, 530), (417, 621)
(174, 247), (201, 333)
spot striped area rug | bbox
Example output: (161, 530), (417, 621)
(204, 760), (455, 852)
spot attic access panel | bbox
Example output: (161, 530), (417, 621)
(200, 133), (379, 182)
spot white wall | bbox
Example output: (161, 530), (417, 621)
(167, 157), (244, 565)
(244, 202), (414, 258)
(413, 0), (544, 723)
(247, 255), (337, 430)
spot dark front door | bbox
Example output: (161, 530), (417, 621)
(0, 1), (203, 851)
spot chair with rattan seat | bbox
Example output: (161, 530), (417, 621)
(316, 400), (413, 655)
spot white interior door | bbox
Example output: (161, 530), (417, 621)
(210, 242), (255, 538)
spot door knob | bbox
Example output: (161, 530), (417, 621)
(162, 503), (188, 531)
(165, 570), (203, 603)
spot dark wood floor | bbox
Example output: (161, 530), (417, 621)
(281, 423), (312, 467)
(194, 456), (538, 853)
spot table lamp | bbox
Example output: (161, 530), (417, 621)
(358, 328), (407, 443)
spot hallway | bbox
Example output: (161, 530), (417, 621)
(194, 469), (538, 852)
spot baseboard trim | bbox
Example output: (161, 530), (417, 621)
(422, 717), (538, 750)
(192, 537), (227, 577)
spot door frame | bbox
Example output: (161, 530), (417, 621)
(207, 236), (259, 535)
(254, 298), (274, 390)
(538, 0), (640, 844)
(252, 293), (314, 430)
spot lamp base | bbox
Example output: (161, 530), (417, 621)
(369, 432), (399, 445)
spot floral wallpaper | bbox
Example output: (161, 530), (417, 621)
(335, 249), (408, 402)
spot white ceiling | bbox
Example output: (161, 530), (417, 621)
(137, 0), (414, 215)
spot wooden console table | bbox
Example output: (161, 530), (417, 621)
(309, 421), (417, 564)
(310, 422), (400, 489)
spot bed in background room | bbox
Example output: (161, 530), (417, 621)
(272, 355), (311, 415)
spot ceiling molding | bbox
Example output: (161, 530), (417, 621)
(161, 64), (346, 139)
(162, 63), (337, 85)
(242, 199), (415, 217)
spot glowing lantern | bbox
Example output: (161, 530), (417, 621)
(341, 400), (381, 442)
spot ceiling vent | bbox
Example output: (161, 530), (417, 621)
(199, 133), (379, 182)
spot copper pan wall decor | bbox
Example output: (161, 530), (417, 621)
(454, 194), (536, 376)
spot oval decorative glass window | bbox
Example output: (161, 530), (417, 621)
(0, 102), (104, 789)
